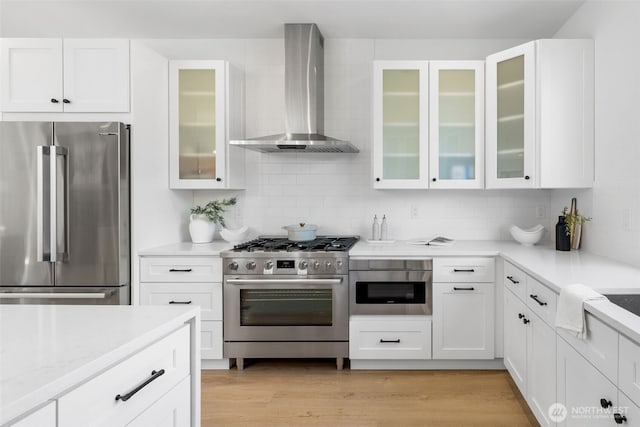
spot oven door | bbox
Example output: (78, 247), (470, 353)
(349, 270), (432, 315)
(224, 275), (348, 341)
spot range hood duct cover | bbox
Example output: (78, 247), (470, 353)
(230, 23), (358, 153)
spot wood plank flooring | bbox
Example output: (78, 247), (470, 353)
(201, 359), (538, 427)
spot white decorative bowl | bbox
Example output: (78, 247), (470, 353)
(220, 226), (249, 243)
(510, 224), (545, 246)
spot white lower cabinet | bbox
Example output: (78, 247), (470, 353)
(617, 392), (638, 426)
(557, 336), (618, 426)
(10, 402), (56, 427)
(503, 288), (528, 394)
(526, 311), (556, 427)
(127, 376), (191, 427)
(432, 282), (494, 359)
(349, 315), (432, 360)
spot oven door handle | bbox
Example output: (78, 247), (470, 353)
(226, 278), (343, 285)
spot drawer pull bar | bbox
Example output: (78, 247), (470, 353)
(380, 339), (401, 344)
(614, 413), (628, 424)
(453, 268), (475, 273)
(169, 300), (192, 304)
(600, 398), (613, 409)
(169, 268), (193, 272)
(529, 294), (548, 306)
(453, 287), (475, 291)
(506, 276), (520, 284)
(115, 369), (165, 402)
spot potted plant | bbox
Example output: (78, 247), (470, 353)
(561, 198), (591, 250)
(189, 197), (236, 243)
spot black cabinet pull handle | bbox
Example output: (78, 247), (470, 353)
(375, 177), (381, 182)
(453, 268), (475, 273)
(600, 398), (613, 409)
(63, 98), (70, 104)
(50, 98), (59, 103)
(169, 268), (192, 272)
(115, 369), (165, 402)
(169, 300), (192, 304)
(432, 178), (436, 182)
(216, 177), (222, 182)
(518, 313), (525, 319)
(524, 175), (530, 180)
(530, 294), (548, 306)
(506, 276), (520, 284)
(380, 339), (400, 343)
(453, 287), (475, 291)
(614, 413), (628, 424)
(523, 318), (530, 324)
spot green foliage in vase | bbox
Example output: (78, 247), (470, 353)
(191, 197), (237, 227)
(562, 206), (591, 237)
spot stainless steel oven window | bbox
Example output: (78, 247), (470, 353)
(240, 289), (333, 326)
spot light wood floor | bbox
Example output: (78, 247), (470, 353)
(201, 359), (538, 427)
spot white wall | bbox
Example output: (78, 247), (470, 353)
(551, 2), (640, 267)
(154, 37), (555, 242)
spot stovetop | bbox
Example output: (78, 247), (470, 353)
(228, 236), (359, 253)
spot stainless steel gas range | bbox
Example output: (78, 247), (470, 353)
(221, 236), (359, 370)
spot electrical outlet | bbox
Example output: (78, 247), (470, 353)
(535, 205), (546, 219)
(410, 205), (419, 219)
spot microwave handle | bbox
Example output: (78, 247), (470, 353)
(226, 278), (342, 285)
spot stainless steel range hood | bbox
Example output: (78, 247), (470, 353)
(230, 24), (358, 153)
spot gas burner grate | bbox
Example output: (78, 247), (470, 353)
(232, 236), (359, 253)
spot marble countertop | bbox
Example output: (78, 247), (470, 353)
(0, 305), (199, 425)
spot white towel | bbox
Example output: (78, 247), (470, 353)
(555, 284), (606, 339)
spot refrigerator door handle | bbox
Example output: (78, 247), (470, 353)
(49, 146), (69, 263)
(0, 292), (108, 299)
(36, 146), (51, 262)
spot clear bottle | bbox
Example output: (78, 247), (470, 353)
(372, 215), (380, 240)
(380, 215), (388, 240)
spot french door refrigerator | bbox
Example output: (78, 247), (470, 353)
(0, 122), (130, 304)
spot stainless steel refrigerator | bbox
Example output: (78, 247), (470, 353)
(0, 122), (130, 304)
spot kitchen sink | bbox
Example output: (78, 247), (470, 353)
(604, 294), (640, 317)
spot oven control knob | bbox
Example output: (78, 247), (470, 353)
(325, 261), (333, 269)
(299, 261), (308, 270)
(228, 261), (239, 271)
(246, 261), (256, 270)
(313, 261), (320, 269)
(336, 260), (343, 269)
(264, 261), (273, 270)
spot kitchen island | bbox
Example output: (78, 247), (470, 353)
(0, 305), (200, 427)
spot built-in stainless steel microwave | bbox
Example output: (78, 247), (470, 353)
(349, 259), (432, 315)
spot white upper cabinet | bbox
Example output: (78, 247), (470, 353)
(429, 61), (484, 189)
(486, 39), (594, 189)
(373, 61), (429, 189)
(168, 60), (244, 189)
(0, 38), (129, 112)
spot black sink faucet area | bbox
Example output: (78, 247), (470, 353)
(604, 294), (640, 317)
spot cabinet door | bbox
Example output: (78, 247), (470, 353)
(0, 38), (63, 112)
(127, 376), (191, 427)
(432, 282), (494, 359)
(62, 39), (129, 112)
(526, 312), (556, 426)
(557, 337), (618, 426)
(169, 60), (227, 189)
(486, 41), (536, 189)
(428, 61), (484, 189)
(504, 288), (528, 395)
(372, 61), (428, 189)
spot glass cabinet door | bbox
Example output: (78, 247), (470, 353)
(169, 60), (226, 189)
(373, 61), (428, 189)
(429, 61), (484, 189)
(486, 42), (536, 188)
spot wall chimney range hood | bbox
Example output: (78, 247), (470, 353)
(230, 23), (359, 153)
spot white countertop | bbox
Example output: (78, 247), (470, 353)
(138, 241), (233, 256)
(0, 305), (199, 425)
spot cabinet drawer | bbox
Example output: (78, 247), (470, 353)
(201, 321), (223, 360)
(140, 256), (221, 283)
(557, 313), (618, 384)
(433, 257), (495, 282)
(349, 315), (431, 359)
(10, 402), (56, 427)
(140, 282), (222, 321)
(126, 376), (191, 427)
(504, 262), (527, 301)
(619, 334), (640, 407)
(525, 277), (557, 327)
(58, 325), (190, 427)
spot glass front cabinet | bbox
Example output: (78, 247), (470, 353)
(486, 40), (594, 189)
(372, 60), (484, 189)
(169, 60), (244, 189)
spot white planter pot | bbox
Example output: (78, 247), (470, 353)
(189, 214), (216, 243)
